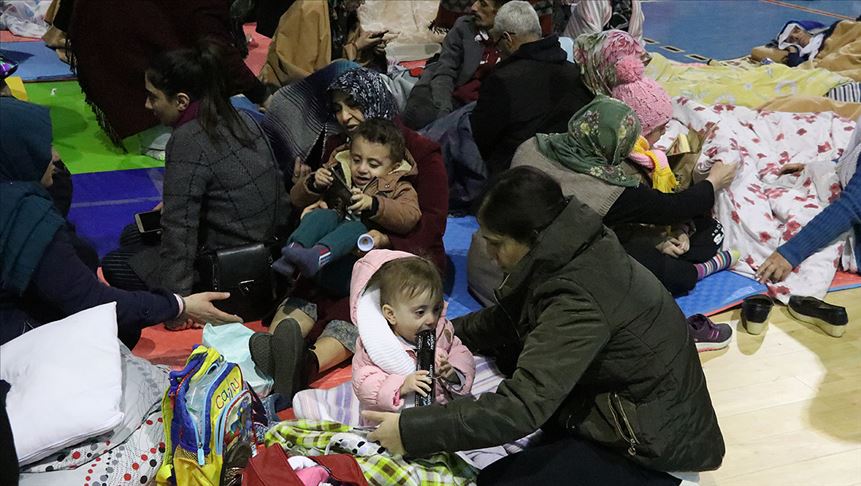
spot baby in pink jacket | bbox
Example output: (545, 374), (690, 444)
(351, 250), (475, 412)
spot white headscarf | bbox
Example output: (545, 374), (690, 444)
(777, 22), (825, 60)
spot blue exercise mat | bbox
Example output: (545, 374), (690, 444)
(439, 216), (769, 319)
(675, 271), (767, 318)
(443, 216), (482, 319)
(0, 41), (74, 81)
(69, 169), (163, 257)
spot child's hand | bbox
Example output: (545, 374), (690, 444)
(400, 370), (432, 397)
(437, 358), (460, 384)
(368, 230), (391, 249)
(301, 200), (329, 220)
(348, 188), (374, 213)
(314, 168), (334, 190)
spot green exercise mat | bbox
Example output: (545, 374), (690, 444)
(26, 81), (164, 174)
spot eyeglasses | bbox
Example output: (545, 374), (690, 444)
(490, 31), (515, 46)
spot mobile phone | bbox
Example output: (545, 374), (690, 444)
(324, 170), (354, 218)
(135, 210), (162, 234)
(415, 329), (436, 407)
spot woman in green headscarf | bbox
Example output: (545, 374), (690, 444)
(467, 96), (738, 306)
(534, 94), (642, 188)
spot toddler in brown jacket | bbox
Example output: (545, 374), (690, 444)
(273, 119), (421, 278)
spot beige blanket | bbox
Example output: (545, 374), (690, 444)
(759, 95), (861, 121)
(800, 21), (861, 81)
(359, 0), (444, 47)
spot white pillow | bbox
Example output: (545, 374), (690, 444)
(0, 303), (124, 465)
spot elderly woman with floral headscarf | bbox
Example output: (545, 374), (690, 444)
(573, 29), (651, 96)
(258, 0), (393, 90)
(468, 96), (738, 312)
(249, 68), (449, 407)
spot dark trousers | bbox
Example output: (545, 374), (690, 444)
(402, 83), (439, 131)
(478, 435), (681, 486)
(623, 218), (723, 296)
(101, 224), (159, 291)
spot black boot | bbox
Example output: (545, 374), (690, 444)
(248, 318), (305, 407)
(303, 347), (321, 386)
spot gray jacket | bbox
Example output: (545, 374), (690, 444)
(130, 113), (289, 295)
(402, 16), (483, 129)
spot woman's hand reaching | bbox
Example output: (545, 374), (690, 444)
(362, 411), (405, 456)
(706, 161), (738, 191)
(180, 292), (243, 327)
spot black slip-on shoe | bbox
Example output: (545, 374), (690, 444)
(788, 296), (848, 337)
(741, 294), (773, 335)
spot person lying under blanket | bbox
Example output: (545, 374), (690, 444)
(750, 17), (861, 84)
(773, 20), (832, 67)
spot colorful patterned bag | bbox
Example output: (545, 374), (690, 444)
(156, 345), (263, 486)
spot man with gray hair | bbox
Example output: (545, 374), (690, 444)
(470, 0), (593, 175)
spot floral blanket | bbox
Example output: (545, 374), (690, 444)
(660, 97), (857, 301)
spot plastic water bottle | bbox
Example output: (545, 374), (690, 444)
(357, 233), (375, 252)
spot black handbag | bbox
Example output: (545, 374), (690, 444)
(196, 242), (281, 322)
(195, 115), (287, 322)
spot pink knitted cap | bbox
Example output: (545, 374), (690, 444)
(610, 56), (673, 136)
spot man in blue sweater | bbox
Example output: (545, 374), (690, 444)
(756, 150), (861, 283)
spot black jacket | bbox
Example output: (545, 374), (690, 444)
(400, 198), (725, 472)
(470, 35), (593, 175)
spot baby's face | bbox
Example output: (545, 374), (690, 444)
(787, 26), (811, 47)
(384, 292), (442, 344)
(350, 136), (396, 188)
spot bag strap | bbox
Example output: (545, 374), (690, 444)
(243, 110), (283, 245)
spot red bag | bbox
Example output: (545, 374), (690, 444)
(242, 445), (368, 486)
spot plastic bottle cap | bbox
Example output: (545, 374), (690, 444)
(357, 233), (375, 252)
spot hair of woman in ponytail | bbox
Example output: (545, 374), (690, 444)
(145, 39), (254, 146)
